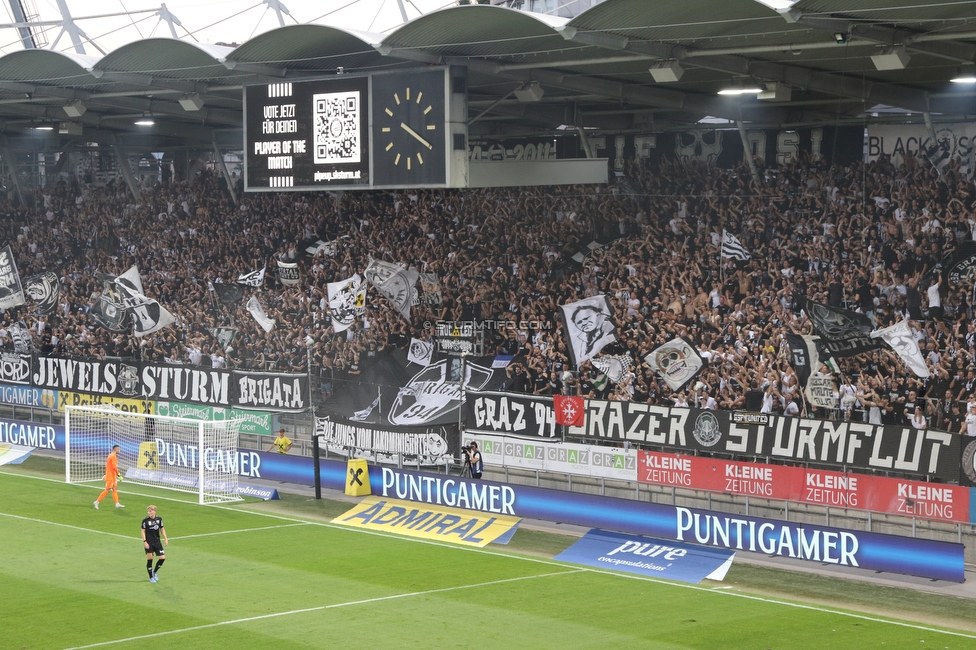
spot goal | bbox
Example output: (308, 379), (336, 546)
(65, 406), (244, 505)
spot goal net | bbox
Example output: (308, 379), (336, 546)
(65, 406), (244, 504)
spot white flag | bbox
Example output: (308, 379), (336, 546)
(350, 395), (380, 422)
(238, 266), (266, 287)
(721, 229), (751, 261)
(364, 259), (418, 320)
(407, 338), (434, 366)
(100, 266), (176, 336)
(276, 259), (299, 286)
(870, 320), (929, 378)
(246, 296), (275, 333)
(592, 354), (633, 384)
(327, 274), (366, 332)
(644, 338), (704, 392)
(559, 295), (616, 366)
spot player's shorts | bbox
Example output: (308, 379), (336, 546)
(144, 542), (165, 556)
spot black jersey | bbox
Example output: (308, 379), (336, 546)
(141, 516), (164, 545)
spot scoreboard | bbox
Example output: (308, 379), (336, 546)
(244, 67), (467, 192)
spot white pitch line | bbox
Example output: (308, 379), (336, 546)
(4, 470), (976, 641)
(169, 523), (309, 540)
(0, 511), (134, 540)
(0, 510), (311, 543)
(62, 569), (584, 649)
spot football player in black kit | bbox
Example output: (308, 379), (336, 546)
(141, 505), (168, 583)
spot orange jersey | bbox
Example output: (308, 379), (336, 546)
(104, 451), (119, 486)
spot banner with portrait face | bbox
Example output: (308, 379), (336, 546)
(644, 338), (704, 392)
(559, 295), (616, 367)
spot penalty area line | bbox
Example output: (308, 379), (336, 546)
(63, 569), (585, 649)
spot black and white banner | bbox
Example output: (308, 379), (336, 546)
(720, 229), (751, 261)
(871, 320), (929, 378)
(327, 274), (365, 332)
(237, 266), (266, 287)
(412, 273), (443, 306)
(232, 369), (308, 412)
(210, 327), (238, 350)
(9, 321), (31, 354)
(246, 296), (275, 332)
(567, 402), (959, 480)
(212, 281), (244, 305)
(592, 354), (633, 384)
(461, 392), (961, 480)
(29, 355), (309, 411)
(92, 266), (176, 336)
(797, 297), (882, 357)
(407, 337), (434, 366)
(560, 295), (617, 367)
(948, 242), (976, 285)
(364, 259), (418, 320)
(276, 259), (299, 286)
(0, 352), (31, 385)
(315, 416), (451, 466)
(463, 391), (558, 438)
(644, 338), (703, 391)
(24, 271), (60, 315)
(0, 245), (24, 310)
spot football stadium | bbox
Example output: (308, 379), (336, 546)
(5, 0), (976, 647)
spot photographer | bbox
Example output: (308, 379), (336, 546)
(468, 441), (483, 479)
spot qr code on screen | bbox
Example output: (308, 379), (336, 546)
(313, 91), (361, 165)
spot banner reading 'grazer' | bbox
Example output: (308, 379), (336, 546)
(566, 403), (959, 481)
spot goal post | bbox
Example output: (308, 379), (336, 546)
(65, 406), (244, 505)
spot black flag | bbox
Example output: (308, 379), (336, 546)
(796, 296), (882, 358)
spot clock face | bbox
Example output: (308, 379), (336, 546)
(372, 70), (447, 187)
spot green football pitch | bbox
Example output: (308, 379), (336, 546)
(4, 457), (976, 649)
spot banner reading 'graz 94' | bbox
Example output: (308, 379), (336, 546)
(29, 355), (309, 412)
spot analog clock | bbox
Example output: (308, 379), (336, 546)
(372, 69), (447, 187)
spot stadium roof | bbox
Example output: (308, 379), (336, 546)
(1, 0), (976, 152)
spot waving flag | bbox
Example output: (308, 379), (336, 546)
(720, 230), (751, 261)
(645, 338), (704, 392)
(364, 259), (418, 320)
(237, 266), (266, 287)
(24, 271), (60, 315)
(246, 296), (275, 333)
(327, 274), (366, 332)
(0, 245), (25, 310)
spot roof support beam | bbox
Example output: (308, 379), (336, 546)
(557, 25), (933, 113)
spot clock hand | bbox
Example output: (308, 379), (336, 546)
(399, 122), (433, 150)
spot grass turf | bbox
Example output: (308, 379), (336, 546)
(3, 456), (976, 649)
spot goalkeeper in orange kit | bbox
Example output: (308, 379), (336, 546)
(93, 444), (124, 509)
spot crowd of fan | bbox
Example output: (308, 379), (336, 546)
(5, 148), (976, 433)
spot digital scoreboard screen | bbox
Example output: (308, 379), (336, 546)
(244, 77), (371, 191)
